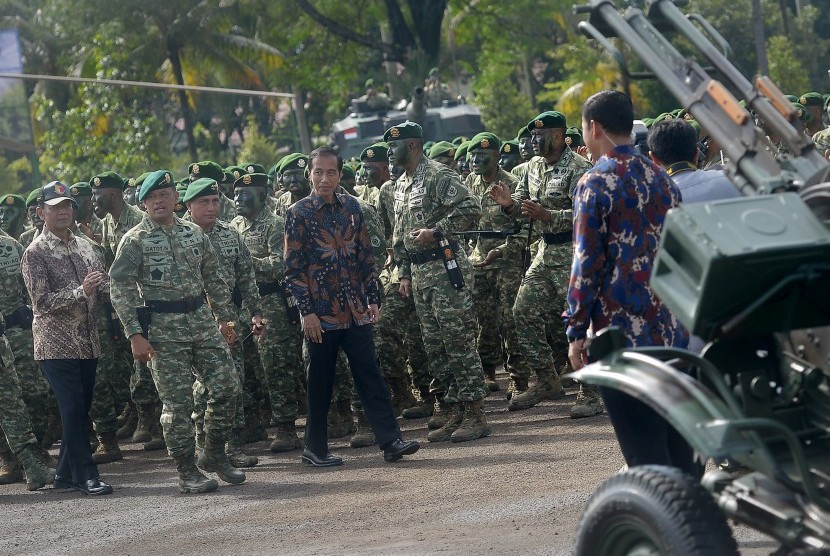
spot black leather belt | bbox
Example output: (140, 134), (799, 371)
(257, 280), (283, 297)
(542, 231), (571, 245)
(145, 294), (205, 314)
(407, 240), (459, 265)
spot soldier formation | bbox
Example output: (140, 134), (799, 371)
(1, 84), (828, 494)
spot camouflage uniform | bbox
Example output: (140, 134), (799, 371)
(393, 154), (489, 440)
(18, 227), (38, 248)
(811, 127), (830, 154)
(218, 194), (237, 223)
(506, 149), (593, 409)
(465, 168), (527, 386)
(109, 217), (240, 462)
(273, 191), (295, 218)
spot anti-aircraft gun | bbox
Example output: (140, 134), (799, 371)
(569, 0), (830, 554)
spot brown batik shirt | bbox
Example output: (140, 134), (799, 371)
(21, 228), (107, 360)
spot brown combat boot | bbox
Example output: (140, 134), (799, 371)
(484, 367), (500, 393)
(18, 445), (55, 491)
(427, 399), (454, 430)
(451, 400), (492, 443)
(143, 418), (166, 451)
(401, 394), (435, 420)
(176, 453), (218, 494)
(349, 411), (376, 448)
(327, 400), (355, 439)
(198, 434), (246, 485)
(116, 402), (137, 440)
(389, 377), (419, 417)
(569, 384), (604, 418)
(269, 421), (302, 453)
(131, 404), (153, 443)
(0, 441), (23, 485)
(506, 376), (529, 400)
(92, 432), (123, 464)
(426, 404), (464, 443)
(507, 374), (564, 411)
(226, 429), (258, 468)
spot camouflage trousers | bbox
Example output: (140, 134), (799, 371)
(0, 337), (38, 456)
(512, 258), (570, 381)
(410, 256), (487, 404)
(472, 261), (525, 381)
(242, 333), (267, 427)
(147, 333), (240, 460)
(193, 317), (247, 432)
(5, 326), (51, 442)
(89, 332), (133, 435)
(257, 295), (303, 424)
(130, 360), (161, 408)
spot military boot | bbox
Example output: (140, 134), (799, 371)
(426, 399), (452, 430)
(0, 442), (23, 485)
(226, 429), (258, 468)
(92, 432), (123, 464)
(18, 445), (55, 491)
(506, 376), (529, 400)
(389, 377), (418, 417)
(269, 421), (302, 453)
(116, 403), (137, 440)
(451, 400), (492, 443)
(426, 404), (464, 443)
(349, 411), (376, 448)
(328, 400), (354, 439)
(484, 367), (500, 393)
(143, 418), (166, 451)
(41, 410), (61, 450)
(401, 395), (435, 420)
(569, 385), (604, 418)
(198, 435), (246, 485)
(131, 404), (153, 443)
(507, 375), (564, 411)
(176, 453), (218, 494)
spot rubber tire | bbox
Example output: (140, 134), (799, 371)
(574, 465), (739, 556)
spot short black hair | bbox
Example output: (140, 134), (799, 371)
(582, 90), (633, 136)
(308, 147), (343, 172)
(646, 119), (698, 165)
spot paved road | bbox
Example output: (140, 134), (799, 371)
(1, 379), (779, 555)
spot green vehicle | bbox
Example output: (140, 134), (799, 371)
(570, 1), (830, 554)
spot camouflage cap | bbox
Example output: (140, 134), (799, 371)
(138, 170), (175, 202)
(526, 111), (567, 132)
(453, 141), (470, 161)
(233, 172), (269, 189)
(242, 163), (266, 175)
(188, 161), (224, 183)
(280, 153), (309, 172)
(69, 182), (93, 198)
(500, 139), (519, 154)
(360, 142), (389, 163)
(428, 141), (456, 159)
(383, 121), (423, 142)
(25, 189), (41, 208)
(467, 132), (501, 152)
(799, 92), (824, 107)
(90, 171), (124, 190)
(183, 178), (221, 203)
(0, 194), (26, 210)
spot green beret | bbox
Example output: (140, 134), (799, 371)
(69, 182), (92, 197)
(453, 141), (470, 161)
(365, 78), (375, 89)
(670, 108), (685, 118)
(133, 172), (151, 188)
(784, 94), (798, 104)
(242, 163), (266, 175)
(341, 165), (355, 181)
(90, 171), (124, 190)
(516, 126), (531, 140)
(138, 170), (175, 202)
(688, 120), (702, 139)
(467, 132), (501, 152)
(428, 141), (457, 159)
(183, 178), (221, 203)
(451, 136), (468, 146)
(652, 112), (674, 125)
(0, 194), (25, 210)
(428, 67), (439, 77)
(361, 142), (389, 163)
(224, 165), (246, 182)
(824, 94), (830, 111)
(280, 153), (309, 172)
(25, 189), (41, 208)
(500, 140), (519, 155)
(175, 190), (186, 212)
(526, 111), (567, 132)
(383, 121), (423, 142)
(188, 161), (224, 183)
(642, 117), (655, 128)
(800, 92), (824, 107)
(176, 180), (189, 192)
(233, 172), (269, 189)
(565, 127), (583, 148)
(792, 102), (811, 123)
(266, 165), (278, 181)
(422, 141), (435, 153)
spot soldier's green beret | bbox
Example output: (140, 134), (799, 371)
(138, 170), (175, 202)
(224, 165), (246, 181)
(652, 112), (674, 125)
(242, 163), (266, 175)
(784, 94), (798, 104)
(341, 165), (356, 181)
(233, 172), (269, 189)
(453, 141), (470, 161)
(428, 141), (457, 159)
(183, 178), (221, 203)
(175, 190), (186, 213)
(25, 189), (41, 208)
(176, 179), (189, 192)
(642, 117), (655, 128)
(383, 121), (423, 143)
(451, 136), (468, 146)
(360, 142), (389, 163)
(428, 67), (439, 77)
(468, 132), (501, 152)
(526, 111), (567, 132)
(188, 161), (224, 183)
(516, 126), (531, 140)
(688, 120), (702, 138)
(90, 171), (124, 190)
(365, 78), (375, 89)
(800, 92), (824, 107)
(824, 94), (830, 111)
(565, 127), (583, 148)
(280, 153), (309, 172)
(222, 171), (235, 185)
(500, 140), (519, 154)
(133, 172), (151, 188)
(671, 108), (685, 118)
(266, 165), (278, 181)
(0, 194), (25, 210)
(422, 141), (435, 153)
(792, 102), (811, 123)
(69, 182), (92, 197)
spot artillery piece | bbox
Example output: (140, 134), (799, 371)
(570, 0), (830, 554)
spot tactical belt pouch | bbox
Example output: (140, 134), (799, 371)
(278, 279), (301, 324)
(408, 240), (465, 289)
(145, 294), (206, 314)
(542, 231), (572, 245)
(231, 286), (243, 309)
(5, 305), (33, 330)
(407, 240), (460, 264)
(257, 280), (281, 297)
(136, 306), (152, 339)
(103, 301), (123, 341)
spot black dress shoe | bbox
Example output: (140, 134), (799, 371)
(301, 448), (343, 467)
(52, 476), (77, 490)
(383, 439), (420, 462)
(78, 479), (113, 496)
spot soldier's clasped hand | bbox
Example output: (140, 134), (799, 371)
(520, 199), (551, 222)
